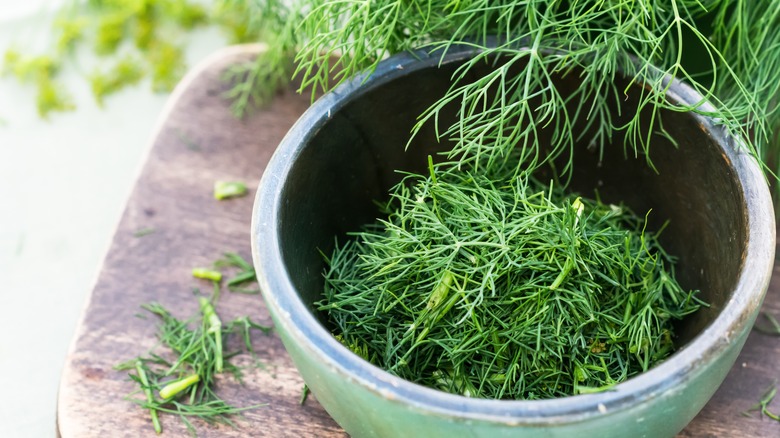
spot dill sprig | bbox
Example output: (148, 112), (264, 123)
(118, 300), (272, 435)
(219, 0), (302, 117)
(319, 157), (702, 400)
(213, 181), (248, 200)
(291, 0), (770, 180)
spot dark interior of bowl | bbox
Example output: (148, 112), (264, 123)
(277, 53), (747, 349)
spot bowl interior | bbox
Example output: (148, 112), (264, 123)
(276, 53), (746, 357)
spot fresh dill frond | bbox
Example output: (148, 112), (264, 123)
(218, 0), (302, 117)
(213, 181), (248, 200)
(291, 1), (771, 181)
(193, 268), (223, 282)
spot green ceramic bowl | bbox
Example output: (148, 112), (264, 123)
(252, 46), (775, 437)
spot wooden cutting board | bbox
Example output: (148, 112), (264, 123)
(56, 45), (780, 437)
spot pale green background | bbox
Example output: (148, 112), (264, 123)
(0, 3), (230, 436)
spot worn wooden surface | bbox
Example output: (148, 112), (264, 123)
(57, 45), (780, 437)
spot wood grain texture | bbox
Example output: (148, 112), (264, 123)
(56, 45), (345, 438)
(57, 45), (780, 437)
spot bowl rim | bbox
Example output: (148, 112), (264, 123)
(252, 45), (776, 425)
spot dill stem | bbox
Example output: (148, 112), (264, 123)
(159, 374), (201, 400)
(227, 270), (257, 286)
(214, 181), (248, 200)
(300, 384), (310, 405)
(135, 360), (161, 434)
(199, 297), (223, 372)
(192, 268), (222, 282)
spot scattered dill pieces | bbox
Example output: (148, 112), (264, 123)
(192, 268), (223, 282)
(214, 181), (248, 200)
(160, 373), (201, 400)
(743, 381), (780, 422)
(754, 312), (780, 336)
(319, 157), (703, 400)
(200, 297), (224, 372)
(133, 227), (156, 238)
(118, 299), (272, 435)
(193, 252), (261, 295)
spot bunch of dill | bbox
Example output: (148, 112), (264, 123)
(319, 158), (703, 400)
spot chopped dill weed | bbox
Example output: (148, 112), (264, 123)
(118, 300), (272, 435)
(90, 56), (145, 107)
(300, 384), (310, 405)
(193, 268), (223, 282)
(319, 158), (703, 400)
(214, 181), (248, 200)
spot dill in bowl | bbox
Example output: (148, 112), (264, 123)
(318, 156), (703, 400)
